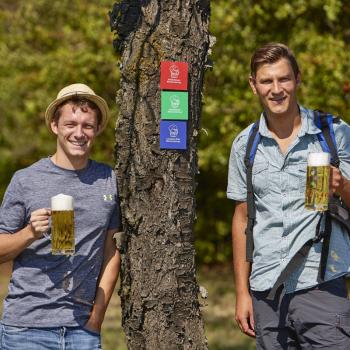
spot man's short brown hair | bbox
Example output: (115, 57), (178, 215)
(250, 43), (300, 79)
(52, 96), (102, 126)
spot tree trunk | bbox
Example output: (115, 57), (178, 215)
(110, 1), (210, 349)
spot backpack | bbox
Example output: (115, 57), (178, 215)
(244, 110), (350, 299)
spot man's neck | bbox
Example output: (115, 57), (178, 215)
(51, 152), (89, 170)
(264, 105), (302, 155)
(264, 105), (301, 140)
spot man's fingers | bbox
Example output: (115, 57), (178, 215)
(30, 215), (49, 221)
(249, 312), (255, 332)
(246, 318), (256, 338)
(237, 317), (255, 337)
(31, 208), (51, 217)
(29, 208), (52, 237)
(30, 220), (49, 227)
(30, 217), (49, 228)
(329, 166), (342, 195)
(30, 209), (51, 225)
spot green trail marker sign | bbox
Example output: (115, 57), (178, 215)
(161, 91), (188, 120)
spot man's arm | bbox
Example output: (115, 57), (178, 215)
(0, 208), (50, 263)
(84, 228), (121, 333)
(232, 201), (255, 338)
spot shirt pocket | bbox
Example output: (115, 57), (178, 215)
(336, 314), (350, 341)
(287, 161), (307, 197)
(252, 161), (269, 198)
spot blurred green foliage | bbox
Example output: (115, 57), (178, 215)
(1, 1), (350, 264)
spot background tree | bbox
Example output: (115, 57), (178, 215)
(110, 1), (210, 348)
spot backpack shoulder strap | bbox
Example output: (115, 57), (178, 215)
(314, 110), (340, 167)
(244, 120), (261, 262)
(313, 109), (341, 281)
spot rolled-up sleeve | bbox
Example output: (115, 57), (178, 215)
(335, 120), (350, 178)
(227, 135), (248, 202)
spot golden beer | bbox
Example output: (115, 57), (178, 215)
(305, 152), (330, 211)
(51, 194), (75, 255)
(51, 210), (75, 255)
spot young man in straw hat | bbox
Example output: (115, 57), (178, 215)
(0, 83), (121, 349)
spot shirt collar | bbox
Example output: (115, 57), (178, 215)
(298, 105), (320, 136)
(258, 105), (320, 138)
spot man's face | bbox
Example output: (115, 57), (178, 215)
(50, 102), (99, 161)
(249, 58), (300, 118)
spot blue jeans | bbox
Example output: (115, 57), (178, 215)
(0, 323), (102, 350)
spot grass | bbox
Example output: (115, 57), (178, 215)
(0, 262), (255, 350)
(198, 264), (255, 350)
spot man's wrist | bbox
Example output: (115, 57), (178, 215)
(23, 224), (38, 241)
(235, 282), (251, 296)
(90, 305), (106, 323)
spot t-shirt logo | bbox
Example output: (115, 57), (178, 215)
(103, 194), (113, 201)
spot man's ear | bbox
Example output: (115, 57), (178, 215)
(50, 120), (58, 135)
(249, 76), (257, 95)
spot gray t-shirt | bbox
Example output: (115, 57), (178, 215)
(0, 157), (120, 327)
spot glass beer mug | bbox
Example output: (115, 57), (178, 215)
(305, 152), (330, 211)
(51, 194), (75, 255)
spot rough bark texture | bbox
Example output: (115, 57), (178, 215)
(110, 1), (210, 349)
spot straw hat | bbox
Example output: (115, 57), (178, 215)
(45, 83), (109, 134)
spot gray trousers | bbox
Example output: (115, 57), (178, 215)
(251, 277), (350, 349)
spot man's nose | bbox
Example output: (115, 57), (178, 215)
(74, 125), (84, 138)
(271, 80), (282, 94)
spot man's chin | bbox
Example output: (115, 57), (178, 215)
(66, 149), (90, 158)
(68, 144), (89, 153)
(266, 105), (290, 116)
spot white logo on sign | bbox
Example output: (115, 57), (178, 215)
(168, 124), (179, 138)
(170, 95), (180, 109)
(169, 64), (180, 79)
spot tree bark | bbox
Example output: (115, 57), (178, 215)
(110, 1), (210, 349)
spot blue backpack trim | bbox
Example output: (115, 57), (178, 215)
(247, 122), (261, 166)
(314, 110), (339, 166)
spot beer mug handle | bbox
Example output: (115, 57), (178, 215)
(43, 226), (52, 239)
(43, 232), (51, 240)
(43, 215), (52, 240)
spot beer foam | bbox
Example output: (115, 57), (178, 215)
(51, 194), (74, 211)
(307, 152), (330, 167)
